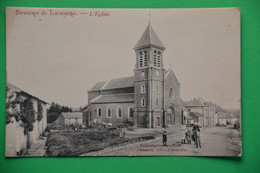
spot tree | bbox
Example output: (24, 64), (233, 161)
(47, 102), (72, 123)
(20, 98), (36, 134)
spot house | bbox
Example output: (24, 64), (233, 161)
(216, 104), (228, 126)
(188, 112), (204, 127)
(62, 112), (83, 126)
(86, 23), (185, 128)
(184, 97), (217, 127)
(217, 113), (227, 126)
(180, 104), (190, 125)
(5, 82), (48, 157)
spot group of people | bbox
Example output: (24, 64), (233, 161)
(162, 122), (201, 148)
(181, 123), (201, 148)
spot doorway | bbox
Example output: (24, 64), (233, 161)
(167, 106), (175, 125)
(156, 117), (160, 126)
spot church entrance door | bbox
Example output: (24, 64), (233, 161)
(167, 106), (175, 125)
(156, 117), (160, 127)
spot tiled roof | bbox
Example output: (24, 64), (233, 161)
(184, 97), (215, 107)
(103, 76), (134, 90)
(91, 94), (134, 104)
(184, 100), (204, 107)
(62, 112), (82, 119)
(90, 76), (134, 91)
(91, 81), (107, 90)
(134, 23), (165, 49)
(216, 104), (225, 112)
(6, 82), (48, 104)
(193, 112), (204, 117)
(189, 112), (203, 119)
(196, 97), (208, 104)
(6, 82), (22, 92)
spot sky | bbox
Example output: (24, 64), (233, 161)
(6, 8), (240, 109)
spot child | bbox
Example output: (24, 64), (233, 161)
(181, 124), (187, 144)
(186, 124), (192, 144)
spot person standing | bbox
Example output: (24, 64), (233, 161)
(192, 122), (201, 148)
(181, 124), (187, 144)
(162, 130), (167, 146)
(186, 124), (192, 144)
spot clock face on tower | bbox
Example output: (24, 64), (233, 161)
(156, 70), (159, 76)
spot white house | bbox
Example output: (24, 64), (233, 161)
(5, 82), (48, 157)
(217, 113), (227, 126)
(62, 112), (83, 126)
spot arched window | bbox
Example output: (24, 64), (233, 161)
(139, 51), (143, 68)
(97, 107), (102, 117)
(117, 107), (122, 118)
(169, 88), (174, 98)
(107, 107), (112, 118)
(141, 98), (145, 107)
(157, 55), (161, 67)
(153, 50), (157, 66)
(141, 84), (145, 94)
(128, 107), (134, 118)
(144, 51), (148, 67)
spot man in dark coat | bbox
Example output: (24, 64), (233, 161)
(162, 130), (167, 146)
(192, 123), (201, 148)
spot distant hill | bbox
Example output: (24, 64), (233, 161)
(224, 109), (241, 118)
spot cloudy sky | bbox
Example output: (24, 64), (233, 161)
(6, 7), (240, 109)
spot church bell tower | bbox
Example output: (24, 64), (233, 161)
(133, 23), (166, 128)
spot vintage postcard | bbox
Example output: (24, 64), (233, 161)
(5, 7), (241, 157)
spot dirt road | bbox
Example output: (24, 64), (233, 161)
(81, 125), (241, 156)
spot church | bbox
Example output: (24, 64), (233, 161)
(85, 23), (186, 128)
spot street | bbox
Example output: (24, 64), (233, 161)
(81, 125), (241, 156)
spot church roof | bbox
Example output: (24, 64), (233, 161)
(134, 23), (165, 49)
(91, 81), (107, 90)
(103, 76), (134, 90)
(90, 76), (134, 91)
(165, 68), (180, 85)
(91, 94), (134, 104)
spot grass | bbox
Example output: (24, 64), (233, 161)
(46, 130), (155, 156)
